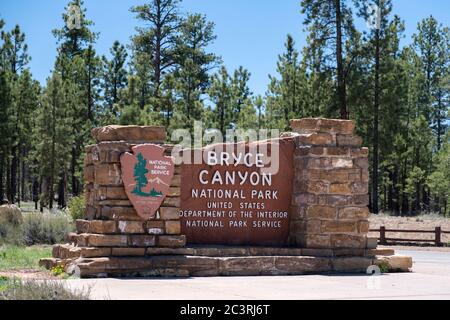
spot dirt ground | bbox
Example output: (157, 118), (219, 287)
(369, 214), (450, 245)
(0, 269), (58, 280)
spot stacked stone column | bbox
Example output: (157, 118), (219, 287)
(289, 118), (370, 253)
(54, 125), (185, 261)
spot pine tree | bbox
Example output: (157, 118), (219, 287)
(1, 24), (30, 203)
(132, 153), (149, 195)
(170, 14), (219, 130)
(266, 35), (304, 130)
(413, 16), (450, 150)
(52, 0), (99, 197)
(102, 41), (128, 118)
(301, 0), (357, 119)
(208, 66), (233, 136)
(34, 73), (73, 209)
(130, 0), (182, 104)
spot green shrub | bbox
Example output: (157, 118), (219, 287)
(0, 279), (90, 300)
(22, 213), (74, 245)
(68, 196), (85, 221)
(0, 215), (24, 246)
(51, 265), (65, 277)
(0, 245), (52, 270)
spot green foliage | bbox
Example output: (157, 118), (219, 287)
(68, 196), (85, 220)
(22, 213), (74, 246)
(378, 262), (390, 274)
(0, 1), (449, 218)
(0, 279), (90, 300)
(0, 245), (51, 270)
(51, 265), (65, 277)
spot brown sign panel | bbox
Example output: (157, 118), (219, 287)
(180, 138), (294, 246)
(121, 144), (175, 220)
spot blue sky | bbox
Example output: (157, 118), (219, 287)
(1, 0), (449, 96)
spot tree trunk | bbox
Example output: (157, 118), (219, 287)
(154, 0), (162, 100)
(0, 154), (4, 203)
(71, 145), (79, 196)
(10, 145), (17, 204)
(32, 176), (39, 210)
(20, 147), (26, 201)
(335, 0), (347, 119)
(58, 171), (66, 208)
(372, 27), (381, 214)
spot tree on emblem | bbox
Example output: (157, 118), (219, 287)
(132, 152), (163, 197)
(132, 153), (149, 196)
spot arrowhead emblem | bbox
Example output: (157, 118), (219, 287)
(120, 144), (175, 220)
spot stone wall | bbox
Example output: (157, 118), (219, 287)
(40, 120), (412, 277)
(73, 125), (186, 254)
(288, 118), (370, 252)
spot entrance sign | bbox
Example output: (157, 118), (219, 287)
(121, 144), (175, 220)
(180, 139), (294, 245)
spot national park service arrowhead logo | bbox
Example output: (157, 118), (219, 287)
(121, 144), (175, 220)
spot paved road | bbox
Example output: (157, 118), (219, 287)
(66, 250), (450, 300)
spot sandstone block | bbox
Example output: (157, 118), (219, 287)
(118, 221), (145, 234)
(306, 220), (322, 233)
(292, 193), (316, 206)
(305, 234), (331, 248)
(94, 164), (122, 186)
(366, 237), (378, 249)
(354, 157), (369, 170)
(347, 194), (370, 206)
(158, 235), (186, 248)
(338, 207), (369, 219)
(98, 200), (132, 207)
(297, 133), (335, 146)
(357, 221), (370, 233)
(352, 182), (369, 195)
(326, 147), (350, 156)
(290, 118), (355, 135)
(112, 248), (146, 257)
(367, 248), (394, 256)
(147, 221), (165, 235)
(171, 174), (181, 187)
(167, 187), (181, 197)
(374, 255), (412, 272)
(106, 186), (128, 200)
(163, 197), (181, 207)
(331, 234), (367, 249)
(333, 248), (366, 257)
(159, 207), (180, 220)
(84, 165), (94, 183)
(332, 158), (353, 169)
(76, 220), (117, 234)
(165, 220), (181, 235)
(323, 195), (348, 206)
(321, 221), (357, 233)
(101, 206), (141, 221)
(88, 234), (128, 247)
(307, 205), (336, 219)
(351, 147), (369, 157)
(330, 183), (352, 195)
(336, 135), (363, 147)
(80, 247), (112, 258)
(129, 235), (156, 247)
(219, 257), (275, 276)
(92, 125), (166, 143)
(85, 205), (97, 220)
(332, 257), (372, 272)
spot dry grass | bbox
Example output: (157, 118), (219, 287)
(369, 213), (450, 245)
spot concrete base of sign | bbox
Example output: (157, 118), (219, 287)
(40, 244), (411, 278)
